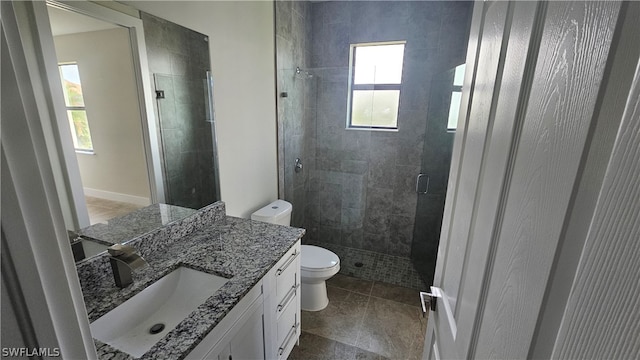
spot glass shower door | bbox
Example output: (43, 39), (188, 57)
(153, 73), (220, 209)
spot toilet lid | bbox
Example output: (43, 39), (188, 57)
(301, 245), (339, 270)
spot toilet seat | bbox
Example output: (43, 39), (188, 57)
(301, 245), (339, 272)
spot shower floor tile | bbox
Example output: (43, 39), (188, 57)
(291, 275), (428, 360)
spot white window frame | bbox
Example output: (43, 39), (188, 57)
(346, 41), (406, 131)
(58, 62), (94, 153)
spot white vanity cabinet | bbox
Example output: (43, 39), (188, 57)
(186, 240), (301, 360)
(263, 240), (301, 360)
(186, 282), (264, 360)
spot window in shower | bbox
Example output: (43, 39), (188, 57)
(447, 63), (466, 131)
(58, 63), (94, 152)
(347, 42), (406, 130)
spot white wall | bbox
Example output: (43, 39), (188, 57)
(54, 27), (151, 204)
(124, 0), (279, 218)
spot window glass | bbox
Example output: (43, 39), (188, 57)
(58, 63), (93, 151)
(59, 64), (85, 107)
(447, 92), (462, 131)
(353, 44), (405, 85)
(447, 63), (466, 131)
(348, 42), (405, 130)
(453, 63), (466, 87)
(351, 90), (400, 128)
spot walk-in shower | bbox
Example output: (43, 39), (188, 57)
(276, 0), (473, 290)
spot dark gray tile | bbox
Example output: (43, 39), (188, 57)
(388, 215), (413, 257)
(342, 207), (365, 228)
(394, 166), (420, 194)
(341, 160), (368, 175)
(291, 0), (305, 17)
(170, 53), (189, 76)
(301, 286), (369, 346)
(275, 1), (292, 37)
(391, 189), (418, 218)
(327, 274), (373, 296)
(362, 232), (388, 254)
(355, 297), (425, 359)
(371, 282), (421, 308)
(342, 175), (366, 209)
(319, 1), (350, 25)
(288, 331), (356, 360)
(319, 225), (341, 244)
(317, 148), (343, 172)
(317, 125), (344, 151)
(341, 227), (364, 249)
(276, 36), (294, 71)
(319, 182), (342, 226)
(406, 2), (442, 51)
(367, 159), (397, 189)
(289, 331), (354, 360)
(343, 131), (372, 161)
(289, 332), (387, 360)
(363, 188), (393, 234)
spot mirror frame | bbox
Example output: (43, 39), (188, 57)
(45, 0), (166, 229)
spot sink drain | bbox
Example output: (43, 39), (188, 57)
(149, 323), (165, 335)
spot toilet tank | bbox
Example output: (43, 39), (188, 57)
(251, 200), (292, 226)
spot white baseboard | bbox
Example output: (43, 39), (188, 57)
(83, 188), (151, 206)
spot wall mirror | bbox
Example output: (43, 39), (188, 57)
(44, 1), (221, 261)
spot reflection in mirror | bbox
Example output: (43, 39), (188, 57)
(46, 3), (221, 261)
(70, 204), (197, 263)
(48, 4), (152, 225)
(142, 12), (220, 210)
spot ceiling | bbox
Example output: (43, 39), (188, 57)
(48, 6), (121, 36)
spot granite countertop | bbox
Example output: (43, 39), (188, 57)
(76, 203), (198, 246)
(76, 202), (305, 359)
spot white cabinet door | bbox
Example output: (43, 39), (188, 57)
(229, 304), (265, 360)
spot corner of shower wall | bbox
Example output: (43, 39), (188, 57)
(275, 0), (314, 229)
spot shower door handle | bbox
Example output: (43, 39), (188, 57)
(416, 174), (429, 194)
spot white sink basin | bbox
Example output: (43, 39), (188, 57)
(90, 267), (229, 357)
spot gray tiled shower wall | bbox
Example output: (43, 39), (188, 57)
(275, 0), (314, 229)
(277, 1), (472, 286)
(141, 13), (218, 210)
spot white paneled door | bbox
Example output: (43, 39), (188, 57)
(422, 1), (625, 359)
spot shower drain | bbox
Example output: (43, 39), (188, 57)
(149, 323), (165, 335)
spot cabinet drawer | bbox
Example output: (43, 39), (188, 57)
(274, 245), (299, 307)
(276, 298), (298, 360)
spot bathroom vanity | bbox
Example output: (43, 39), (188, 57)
(76, 201), (304, 359)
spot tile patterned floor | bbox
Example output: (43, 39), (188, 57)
(306, 241), (428, 291)
(85, 196), (145, 225)
(289, 274), (429, 360)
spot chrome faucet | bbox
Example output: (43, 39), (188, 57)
(107, 244), (149, 288)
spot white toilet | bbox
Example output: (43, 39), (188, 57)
(251, 200), (341, 312)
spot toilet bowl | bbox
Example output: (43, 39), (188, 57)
(250, 200), (341, 312)
(300, 245), (340, 311)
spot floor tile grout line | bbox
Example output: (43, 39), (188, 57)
(297, 330), (388, 360)
(353, 289), (372, 354)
